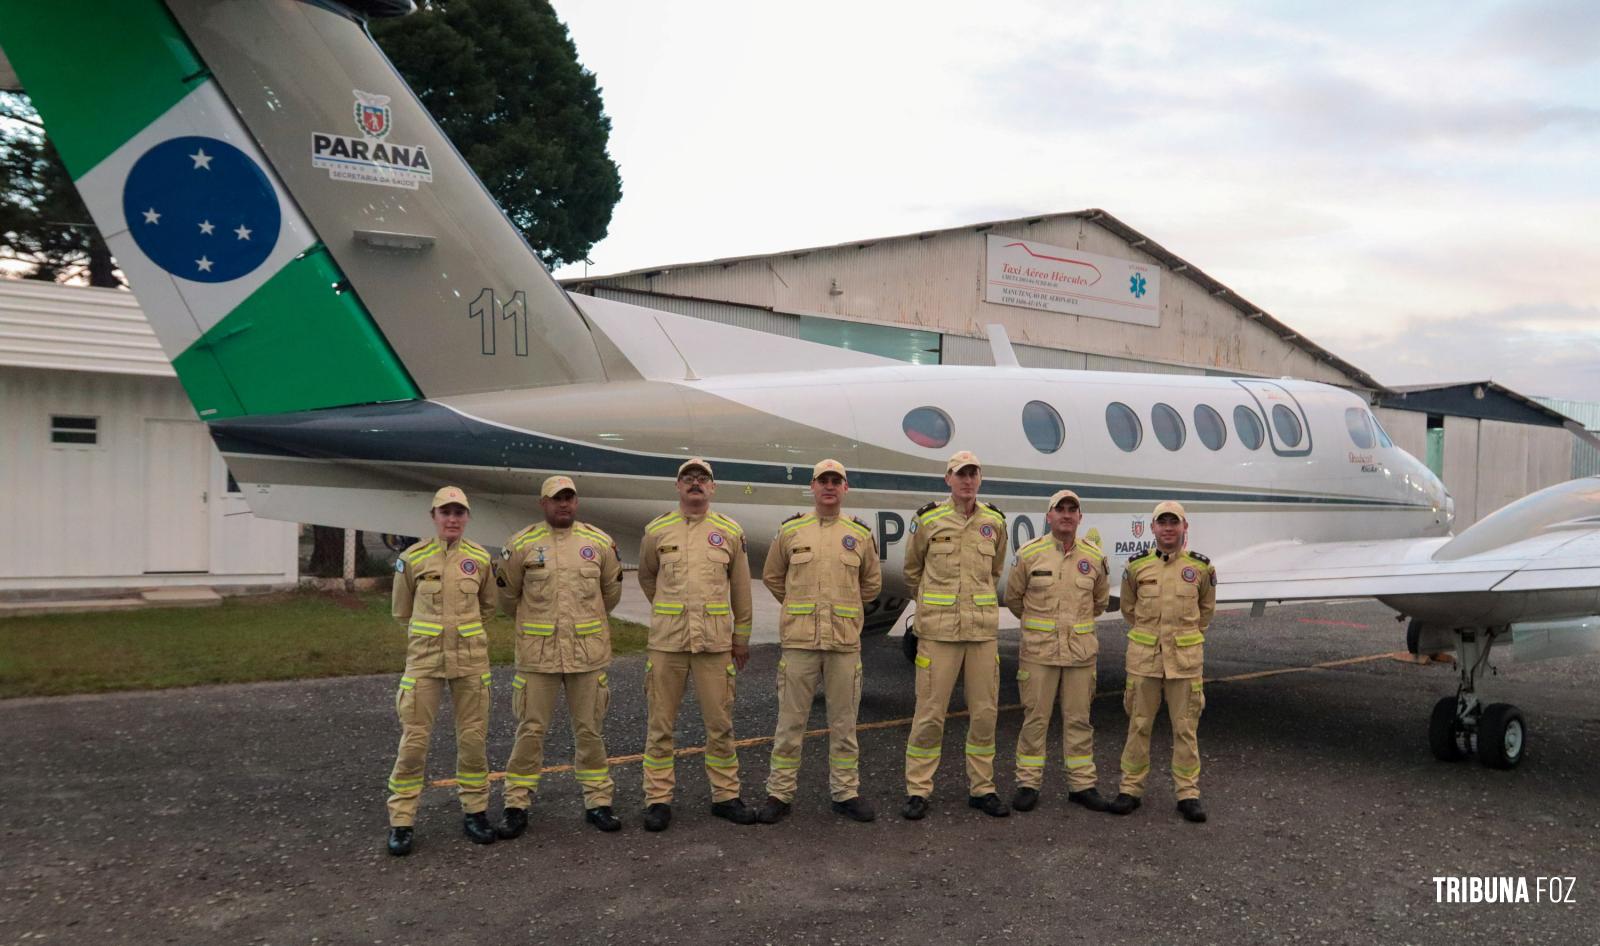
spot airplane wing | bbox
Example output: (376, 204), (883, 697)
(1214, 476), (1600, 627)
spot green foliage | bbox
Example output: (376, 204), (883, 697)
(0, 590), (650, 697)
(0, 92), (121, 286)
(371, 0), (622, 268)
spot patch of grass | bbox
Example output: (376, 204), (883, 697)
(0, 590), (650, 698)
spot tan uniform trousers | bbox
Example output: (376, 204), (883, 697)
(503, 668), (613, 809)
(642, 649), (741, 804)
(905, 638), (999, 798)
(386, 673), (491, 826)
(1015, 661), (1098, 791)
(1118, 673), (1205, 801)
(767, 649), (864, 803)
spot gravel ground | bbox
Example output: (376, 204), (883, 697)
(3, 599), (1597, 946)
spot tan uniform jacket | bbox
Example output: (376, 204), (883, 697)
(392, 536), (496, 678)
(1004, 535), (1109, 666)
(495, 519), (623, 674)
(637, 508), (753, 653)
(903, 499), (1007, 642)
(1120, 548), (1217, 679)
(763, 512), (883, 652)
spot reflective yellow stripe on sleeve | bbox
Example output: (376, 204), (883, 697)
(652, 602), (684, 615)
(408, 621), (443, 637)
(1128, 630), (1159, 646)
(785, 602), (817, 615)
(833, 604), (861, 618)
(1175, 633), (1205, 647)
(1072, 621), (1096, 635)
(520, 622), (554, 637)
(922, 593), (957, 607)
(973, 593), (998, 607)
(1022, 617), (1057, 632)
(705, 601), (731, 615)
(575, 620), (604, 636)
(457, 621), (485, 637)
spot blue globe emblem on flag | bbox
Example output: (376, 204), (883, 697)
(122, 135), (280, 284)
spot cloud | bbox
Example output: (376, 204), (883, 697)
(1470, 0), (1600, 67)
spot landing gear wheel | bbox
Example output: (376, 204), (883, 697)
(1428, 696), (1467, 762)
(902, 622), (919, 663)
(1406, 619), (1422, 655)
(1476, 703), (1526, 769)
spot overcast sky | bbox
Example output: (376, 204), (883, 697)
(552, 0), (1600, 402)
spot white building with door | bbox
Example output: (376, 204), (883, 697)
(0, 279), (297, 596)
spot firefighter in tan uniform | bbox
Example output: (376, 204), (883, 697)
(901, 450), (1010, 820)
(1109, 500), (1216, 823)
(494, 475), (625, 838)
(1004, 489), (1112, 814)
(385, 486), (498, 856)
(757, 459), (884, 824)
(636, 458), (758, 830)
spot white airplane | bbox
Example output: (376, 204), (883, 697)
(4, 0), (1596, 771)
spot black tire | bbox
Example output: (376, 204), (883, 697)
(1429, 696), (1467, 762)
(902, 623), (919, 663)
(1406, 619), (1422, 655)
(1476, 703), (1526, 769)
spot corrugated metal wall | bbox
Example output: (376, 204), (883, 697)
(1534, 397), (1600, 477)
(0, 279), (174, 376)
(0, 365), (298, 591)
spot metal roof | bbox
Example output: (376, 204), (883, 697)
(568, 208), (1387, 392)
(1380, 381), (1574, 428)
(0, 278), (174, 377)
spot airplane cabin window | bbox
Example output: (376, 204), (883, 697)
(1234, 405), (1265, 450)
(1152, 403), (1186, 451)
(902, 406), (952, 448)
(1370, 412), (1394, 448)
(1194, 404), (1227, 450)
(1022, 400), (1064, 454)
(1271, 403), (1303, 447)
(1106, 402), (1142, 452)
(1345, 407), (1375, 449)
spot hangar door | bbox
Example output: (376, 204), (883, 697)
(144, 419), (211, 573)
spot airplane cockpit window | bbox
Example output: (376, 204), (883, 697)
(1370, 412), (1394, 448)
(902, 406), (952, 448)
(1106, 402), (1142, 452)
(1194, 404), (1227, 450)
(1271, 404), (1304, 448)
(1022, 400), (1064, 454)
(1234, 405), (1265, 450)
(1345, 407), (1376, 449)
(1152, 403), (1186, 451)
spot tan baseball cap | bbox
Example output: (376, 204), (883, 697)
(1047, 488), (1082, 512)
(1153, 500), (1187, 521)
(540, 475), (577, 498)
(431, 486), (470, 510)
(812, 458), (847, 481)
(677, 457), (715, 479)
(945, 450), (981, 474)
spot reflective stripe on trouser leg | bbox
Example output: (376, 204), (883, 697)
(643, 650), (690, 804)
(692, 651), (742, 803)
(502, 671), (563, 809)
(905, 638), (963, 797)
(824, 650), (864, 803)
(1167, 676), (1204, 801)
(1117, 673), (1165, 798)
(1061, 663), (1098, 791)
(567, 668), (615, 808)
(449, 673), (492, 814)
(1013, 660), (1062, 790)
(962, 638), (1000, 797)
(386, 675), (443, 827)
(767, 649), (823, 804)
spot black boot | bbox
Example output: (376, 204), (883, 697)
(831, 796), (876, 822)
(463, 811), (497, 844)
(1176, 798), (1208, 823)
(1068, 787), (1110, 812)
(642, 803), (673, 832)
(1107, 793), (1142, 816)
(497, 807), (528, 840)
(1011, 787), (1040, 812)
(585, 806), (623, 832)
(710, 797), (758, 825)
(901, 795), (929, 820)
(756, 796), (791, 824)
(386, 826), (413, 856)
(967, 793), (1011, 818)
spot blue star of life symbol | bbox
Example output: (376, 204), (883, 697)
(1129, 273), (1148, 299)
(121, 135), (281, 284)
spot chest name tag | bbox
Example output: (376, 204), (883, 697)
(1030, 569), (1053, 577)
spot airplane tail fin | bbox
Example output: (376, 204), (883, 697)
(0, 0), (612, 420)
